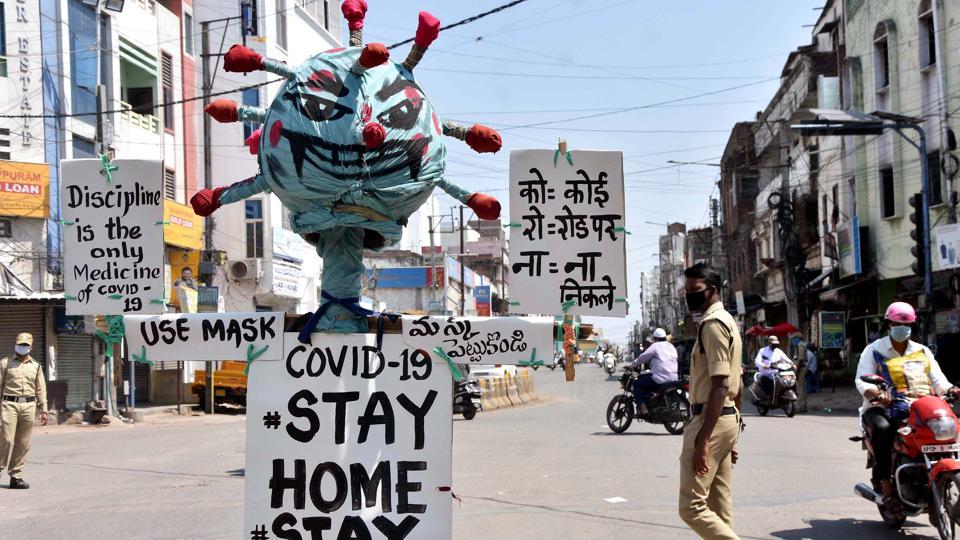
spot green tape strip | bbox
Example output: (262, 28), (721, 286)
(517, 347), (542, 367)
(509, 301), (520, 306)
(64, 294), (78, 301)
(96, 315), (124, 358)
(552, 149), (574, 167)
(109, 293), (123, 300)
(502, 223), (522, 229)
(615, 297), (630, 306)
(59, 219), (75, 226)
(131, 345), (155, 367)
(150, 298), (166, 305)
(613, 227), (632, 235)
(156, 220), (170, 225)
(560, 299), (576, 313)
(245, 343), (270, 375)
(99, 154), (118, 183)
(432, 346), (463, 382)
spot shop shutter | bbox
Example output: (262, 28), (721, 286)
(0, 303), (46, 369)
(57, 335), (95, 410)
(121, 361), (150, 405)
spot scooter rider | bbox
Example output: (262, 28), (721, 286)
(628, 328), (678, 414)
(754, 336), (789, 399)
(856, 301), (960, 512)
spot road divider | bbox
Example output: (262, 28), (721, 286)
(476, 370), (538, 413)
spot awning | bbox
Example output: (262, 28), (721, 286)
(745, 322), (800, 336)
(0, 263), (32, 296)
(819, 272), (876, 302)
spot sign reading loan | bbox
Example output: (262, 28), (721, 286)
(245, 334), (452, 540)
(61, 159), (165, 315)
(124, 313), (284, 362)
(509, 150), (628, 316)
(402, 315), (553, 365)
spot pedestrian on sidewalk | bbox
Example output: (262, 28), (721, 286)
(0, 333), (48, 489)
(679, 263), (743, 540)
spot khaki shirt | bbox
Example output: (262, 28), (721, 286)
(690, 302), (742, 407)
(0, 356), (47, 412)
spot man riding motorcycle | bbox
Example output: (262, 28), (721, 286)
(627, 328), (678, 414)
(855, 301), (960, 514)
(754, 335), (790, 399)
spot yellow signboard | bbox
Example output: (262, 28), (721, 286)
(163, 199), (203, 250)
(0, 161), (49, 218)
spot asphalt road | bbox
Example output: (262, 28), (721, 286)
(0, 367), (941, 539)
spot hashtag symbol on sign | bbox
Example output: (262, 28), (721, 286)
(250, 524), (269, 540)
(262, 411), (281, 429)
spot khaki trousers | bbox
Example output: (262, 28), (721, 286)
(679, 412), (740, 540)
(0, 401), (36, 479)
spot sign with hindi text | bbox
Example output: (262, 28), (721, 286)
(508, 150), (627, 317)
(61, 159), (165, 315)
(244, 333), (452, 540)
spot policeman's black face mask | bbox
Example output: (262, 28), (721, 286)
(685, 286), (714, 313)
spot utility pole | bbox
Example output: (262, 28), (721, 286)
(459, 205), (466, 316)
(200, 20), (218, 415)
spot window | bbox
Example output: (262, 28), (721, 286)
(183, 12), (194, 55)
(161, 52), (174, 131)
(245, 200), (264, 258)
(242, 87), (260, 140)
(874, 24), (890, 90)
(72, 136), (96, 158)
(164, 168), (176, 200)
(0, 127), (8, 150)
(880, 166), (896, 218)
(808, 144), (820, 185)
(0, 3), (6, 77)
(242, 0), (259, 37)
(928, 151), (944, 206)
(0, 219), (11, 238)
(119, 37), (158, 116)
(68, 0), (98, 126)
(919, 0), (936, 68)
(276, 0), (288, 50)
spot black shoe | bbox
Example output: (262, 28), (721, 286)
(9, 477), (29, 489)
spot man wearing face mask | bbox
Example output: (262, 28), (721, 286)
(678, 263), (743, 540)
(0, 333), (48, 489)
(855, 301), (960, 515)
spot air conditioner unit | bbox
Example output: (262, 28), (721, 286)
(228, 259), (263, 280)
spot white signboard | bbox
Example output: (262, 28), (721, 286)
(508, 150), (628, 316)
(124, 312), (284, 363)
(935, 224), (960, 271)
(245, 334), (452, 539)
(61, 159), (165, 315)
(402, 316), (553, 365)
(272, 262), (303, 298)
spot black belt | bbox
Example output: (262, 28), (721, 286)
(692, 404), (737, 416)
(2, 395), (35, 403)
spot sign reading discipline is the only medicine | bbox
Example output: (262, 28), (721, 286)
(245, 333), (452, 539)
(508, 150), (628, 317)
(61, 159), (165, 315)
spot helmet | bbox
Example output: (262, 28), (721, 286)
(653, 328), (667, 339)
(885, 301), (917, 324)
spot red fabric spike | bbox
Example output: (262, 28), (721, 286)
(190, 187), (225, 217)
(467, 193), (501, 220)
(363, 122), (386, 149)
(205, 99), (239, 123)
(341, 0), (368, 31)
(415, 12), (441, 48)
(223, 44), (263, 73)
(269, 120), (283, 147)
(245, 128), (262, 155)
(465, 124), (502, 154)
(359, 43), (389, 68)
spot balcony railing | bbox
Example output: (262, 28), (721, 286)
(120, 101), (160, 134)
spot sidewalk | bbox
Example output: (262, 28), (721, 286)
(803, 384), (862, 414)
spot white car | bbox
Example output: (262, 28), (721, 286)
(469, 365), (519, 379)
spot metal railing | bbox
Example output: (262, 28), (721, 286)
(119, 101), (160, 134)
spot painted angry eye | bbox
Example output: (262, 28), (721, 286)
(377, 99), (422, 130)
(286, 92), (353, 122)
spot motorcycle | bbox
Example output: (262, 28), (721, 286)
(603, 353), (617, 375)
(853, 374), (960, 540)
(549, 352), (564, 371)
(748, 359), (799, 417)
(606, 369), (692, 435)
(453, 378), (482, 420)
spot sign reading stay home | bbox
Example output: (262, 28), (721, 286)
(124, 312), (284, 363)
(61, 159), (165, 315)
(402, 315), (553, 365)
(508, 150), (628, 317)
(245, 334), (452, 539)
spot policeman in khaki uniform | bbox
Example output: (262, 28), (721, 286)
(679, 263), (742, 539)
(0, 333), (48, 489)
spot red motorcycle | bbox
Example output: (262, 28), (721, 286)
(854, 374), (960, 539)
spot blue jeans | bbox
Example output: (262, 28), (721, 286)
(633, 374), (661, 407)
(805, 371), (819, 394)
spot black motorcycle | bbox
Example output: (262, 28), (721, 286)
(606, 370), (692, 435)
(454, 378), (482, 420)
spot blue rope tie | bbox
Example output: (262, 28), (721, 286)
(298, 290), (375, 344)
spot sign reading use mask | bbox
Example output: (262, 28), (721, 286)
(245, 334), (452, 540)
(124, 312), (284, 362)
(508, 150), (628, 317)
(402, 316), (553, 364)
(61, 159), (165, 315)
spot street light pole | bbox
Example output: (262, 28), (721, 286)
(459, 205), (466, 316)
